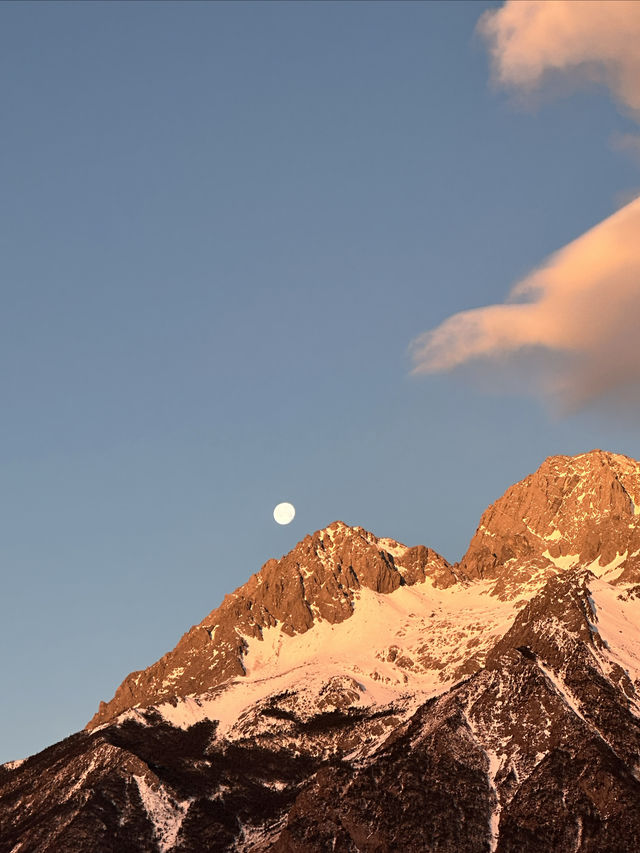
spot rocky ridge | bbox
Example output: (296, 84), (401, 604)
(461, 450), (640, 594)
(3, 449), (640, 852)
(88, 522), (457, 729)
(91, 450), (640, 732)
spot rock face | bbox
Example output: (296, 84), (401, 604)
(88, 522), (456, 730)
(459, 450), (640, 595)
(3, 450), (640, 852)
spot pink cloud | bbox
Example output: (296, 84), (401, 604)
(411, 1), (640, 411)
(411, 196), (640, 409)
(479, 0), (640, 115)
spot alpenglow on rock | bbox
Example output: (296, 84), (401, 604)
(460, 450), (640, 593)
(88, 522), (458, 730)
(2, 450), (640, 853)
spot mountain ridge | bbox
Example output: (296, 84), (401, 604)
(87, 520), (457, 730)
(3, 448), (640, 852)
(89, 450), (640, 732)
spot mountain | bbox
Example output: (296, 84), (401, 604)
(2, 450), (640, 852)
(460, 450), (640, 591)
(87, 522), (459, 731)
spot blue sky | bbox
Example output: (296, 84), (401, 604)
(2, 1), (639, 763)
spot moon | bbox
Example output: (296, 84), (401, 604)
(273, 502), (295, 525)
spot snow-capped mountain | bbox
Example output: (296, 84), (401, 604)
(2, 450), (640, 852)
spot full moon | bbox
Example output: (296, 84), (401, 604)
(273, 502), (295, 525)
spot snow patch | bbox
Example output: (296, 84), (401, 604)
(542, 551), (579, 570)
(235, 815), (289, 853)
(134, 775), (190, 853)
(536, 661), (590, 727)
(152, 579), (517, 737)
(377, 537), (409, 560)
(68, 755), (100, 797)
(486, 750), (502, 853)
(590, 580), (640, 685)
(586, 551), (628, 580)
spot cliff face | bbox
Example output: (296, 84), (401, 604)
(88, 521), (455, 729)
(3, 450), (640, 853)
(459, 450), (640, 595)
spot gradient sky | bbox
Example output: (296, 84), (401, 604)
(2, 0), (640, 764)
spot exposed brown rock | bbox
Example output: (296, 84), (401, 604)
(88, 521), (453, 729)
(5, 450), (640, 852)
(458, 450), (640, 591)
(89, 451), (640, 730)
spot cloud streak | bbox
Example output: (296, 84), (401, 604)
(411, 197), (640, 409)
(411, 1), (640, 411)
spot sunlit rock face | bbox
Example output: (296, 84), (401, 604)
(3, 450), (640, 852)
(459, 450), (640, 596)
(87, 521), (456, 730)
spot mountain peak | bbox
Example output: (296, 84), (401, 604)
(88, 521), (453, 730)
(8, 450), (640, 852)
(459, 449), (640, 595)
(88, 450), (640, 731)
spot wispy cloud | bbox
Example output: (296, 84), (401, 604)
(411, 197), (640, 409)
(411, 0), (640, 411)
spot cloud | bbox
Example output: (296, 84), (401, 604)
(410, 1), (640, 412)
(478, 0), (640, 115)
(410, 196), (640, 410)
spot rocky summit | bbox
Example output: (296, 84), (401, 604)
(3, 450), (640, 852)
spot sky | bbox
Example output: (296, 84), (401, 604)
(2, 0), (640, 764)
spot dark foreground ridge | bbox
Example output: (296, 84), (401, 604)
(3, 450), (640, 852)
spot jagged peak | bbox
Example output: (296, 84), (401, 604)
(306, 519), (403, 550)
(13, 451), (640, 853)
(538, 448), (639, 475)
(318, 519), (357, 535)
(459, 449), (640, 587)
(88, 449), (640, 733)
(88, 519), (454, 730)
